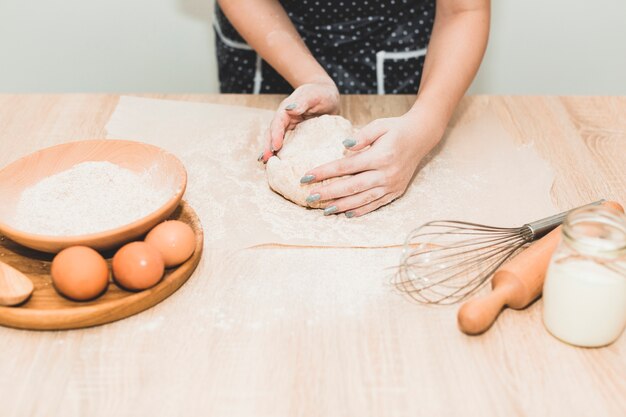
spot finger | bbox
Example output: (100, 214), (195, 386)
(302, 151), (373, 184)
(321, 187), (387, 216)
(306, 171), (383, 203)
(258, 128), (270, 162)
(282, 86), (328, 116)
(283, 98), (317, 117)
(269, 109), (292, 154)
(344, 120), (389, 151)
(259, 148), (273, 163)
(347, 193), (398, 217)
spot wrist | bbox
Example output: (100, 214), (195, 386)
(292, 67), (336, 89)
(410, 92), (450, 119)
(403, 101), (449, 140)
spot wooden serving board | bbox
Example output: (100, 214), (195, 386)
(0, 201), (203, 330)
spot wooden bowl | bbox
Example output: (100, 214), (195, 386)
(0, 140), (187, 253)
(0, 201), (203, 330)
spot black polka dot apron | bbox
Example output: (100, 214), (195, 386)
(214, 0), (435, 94)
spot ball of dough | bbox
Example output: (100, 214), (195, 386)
(266, 115), (355, 208)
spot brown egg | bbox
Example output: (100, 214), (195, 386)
(112, 241), (164, 291)
(51, 246), (109, 301)
(145, 220), (195, 268)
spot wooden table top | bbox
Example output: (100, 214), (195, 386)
(0, 94), (625, 417)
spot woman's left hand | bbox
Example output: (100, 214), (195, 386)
(302, 108), (445, 217)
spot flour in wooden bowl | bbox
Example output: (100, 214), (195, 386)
(13, 161), (171, 236)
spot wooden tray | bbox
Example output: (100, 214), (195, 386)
(0, 201), (203, 330)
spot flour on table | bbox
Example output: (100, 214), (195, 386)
(105, 96), (557, 249)
(13, 161), (170, 236)
(266, 115), (356, 208)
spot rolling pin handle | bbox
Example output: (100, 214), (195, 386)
(457, 284), (511, 335)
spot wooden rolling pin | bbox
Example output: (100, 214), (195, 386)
(458, 200), (624, 335)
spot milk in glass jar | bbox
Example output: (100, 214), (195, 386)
(543, 204), (626, 347)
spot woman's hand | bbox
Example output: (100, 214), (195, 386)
(259, 81), (340, 162)
(302, 107), (446, 217)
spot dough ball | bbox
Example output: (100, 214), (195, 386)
(266, 115), (355, 208)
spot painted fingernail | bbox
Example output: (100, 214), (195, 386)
(306, 193), (321, 203)
(324, 206), (338, 216)
(300, 174), (315, 184)
(342, 138), (357, 148)
(257, 151), (264, 161)
(285, 103), (297, 111)
(345, 211), (355, 218)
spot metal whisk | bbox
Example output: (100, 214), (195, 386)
(394, 200), (604, 305)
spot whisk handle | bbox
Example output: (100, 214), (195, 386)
(523, 199), (606, 241)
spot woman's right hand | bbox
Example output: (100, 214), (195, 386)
(259, 81), (340, 163)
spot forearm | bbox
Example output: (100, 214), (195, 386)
(217, 0), (333, 88)
(410, 0), (490, 127)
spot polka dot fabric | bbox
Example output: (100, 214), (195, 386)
(214, 0), (435, 94)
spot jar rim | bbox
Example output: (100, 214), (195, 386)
(563, 205), (626, 255)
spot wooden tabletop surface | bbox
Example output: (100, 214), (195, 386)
(0, 94), (625, 417)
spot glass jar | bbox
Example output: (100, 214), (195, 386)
(543, 204), (626, 347)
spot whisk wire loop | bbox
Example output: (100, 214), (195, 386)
(395, 201), (606, 305)
(396, 220), (546, 304)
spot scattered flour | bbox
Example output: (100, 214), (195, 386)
(13, 161), (171, 236)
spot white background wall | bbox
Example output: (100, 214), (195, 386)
(1, 0), (625, 94)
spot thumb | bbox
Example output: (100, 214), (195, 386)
(344, 120), (389, 151)
(282, 93), (320, 117)
(268, 109), (290, 155)
(271, 89), (320, 151)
